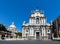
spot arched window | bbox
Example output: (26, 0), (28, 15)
(36, 18), (39, 24)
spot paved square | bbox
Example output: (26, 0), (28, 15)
(0, 40), (60, 44)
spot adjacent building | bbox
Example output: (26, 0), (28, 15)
(0, 24), (11, 40)
(22, 9), (51, 40)
(51, 16), (60, 38)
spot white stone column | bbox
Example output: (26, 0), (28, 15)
(43, 19), (46, 25)
(40, 31), (41, 40)
(29, 27), (34, 36)
(41, 19), (43, 25)
(35, 31), (36, 39)
(44, 27), (46, 36)
(29, 18), (32, 24)
(42, 27), (43, 36)
(30, 27), (32, 36)
(31, 19), (33, 24)
(39, 18), (40, 24)
(32, 29), (34, 35)
(40, 28), (42, 40)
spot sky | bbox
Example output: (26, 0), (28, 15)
(0, 0), (60, 32)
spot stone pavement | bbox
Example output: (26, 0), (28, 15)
(0, 40), (60, 44)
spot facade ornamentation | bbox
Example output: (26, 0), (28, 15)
(22, 9), (51, 40)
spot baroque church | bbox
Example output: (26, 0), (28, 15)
(22, 9), (51, 40)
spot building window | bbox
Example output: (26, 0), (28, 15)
(26, 30), (28, 32)
(36, 18), (39, 24)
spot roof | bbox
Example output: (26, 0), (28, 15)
(31, 9), (44, 17)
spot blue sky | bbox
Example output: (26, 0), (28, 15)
(0, 0), (60, 32)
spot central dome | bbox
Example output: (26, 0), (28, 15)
(9, 22), (16, 28)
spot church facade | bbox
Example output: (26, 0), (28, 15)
(22, 9), (51, 40)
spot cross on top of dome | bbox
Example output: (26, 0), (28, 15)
(9, 22), (16, 28)
(12, 22), (14, 25)
(35, 9), (39, 12)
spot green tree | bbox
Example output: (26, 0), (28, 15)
(0, 24), (7, 31)
(0, 24), (7, 40)
(15, 32), (22, 36)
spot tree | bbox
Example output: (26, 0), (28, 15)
(0, 24), (7, 31)
(15, 32), (22, 37)
(0, 24), (7, 40)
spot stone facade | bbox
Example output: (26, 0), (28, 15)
(22, 9), (51, 40)
(51, 16), (60, 38)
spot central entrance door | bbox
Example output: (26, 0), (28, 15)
(36, 32), (40, 39)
